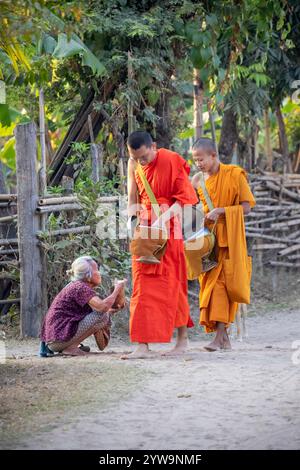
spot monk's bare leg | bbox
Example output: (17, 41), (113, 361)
(204, 322), (226, 351)
(222, 327), (232, 350)
(161, 326), (188, 356)
(121, 343), (156, 360)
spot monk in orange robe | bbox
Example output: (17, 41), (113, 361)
(124, 131), (198, 359)
(191, 137), (255, 351)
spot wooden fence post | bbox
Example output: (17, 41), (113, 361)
(91, 143), (103, 183)
(15, 122), (46, 337)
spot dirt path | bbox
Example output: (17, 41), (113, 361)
(1, 306), (300, 450)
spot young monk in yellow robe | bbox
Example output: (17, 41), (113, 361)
(191, 138), (256, 351)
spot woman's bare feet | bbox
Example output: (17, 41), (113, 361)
(121, 343), (156, 360)
(61, 345), (89, 356)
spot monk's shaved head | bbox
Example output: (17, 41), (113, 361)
(127, 131), (157, 165)
(127, 131), (153, 150)
(192, 137), (219, 174)
(192, 137), (216, 155)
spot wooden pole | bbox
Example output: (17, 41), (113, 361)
(91, 144), (100, 183)
(61, 175), (74, 195)
(38, 87), (48, 319)
(0, 248), (19, 255)
(36, 225), (91, 238)
(0, 194), (17, 201)
(98, 143), (103, 179)
(87, 114), (102, 183)
(15, 122), (47, 337)
(0, 299), (20, 305)
(39, 88), (47, 198)
(0, 214), (17, 223)
(0, 238), (18, 246)
(87, 114), (95, 144)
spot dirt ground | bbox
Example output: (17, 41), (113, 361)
(1, 279), (300, 450)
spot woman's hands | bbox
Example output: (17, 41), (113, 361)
(88, 279), (127, 313)
(108, 297), (129, 314)
(114, 279), (127, 291)
(109, 279), (127, 313)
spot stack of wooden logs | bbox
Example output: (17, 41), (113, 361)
(0, 193), (120, 243)
(246, 171), (300, 269)
(0, 193), (18, 271)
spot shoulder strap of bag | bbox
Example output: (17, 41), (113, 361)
(136, 162), (161, 218)
(199, 172), (214, 212)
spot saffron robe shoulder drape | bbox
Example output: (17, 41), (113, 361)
(197, 163), (256, 333)
(130, 148), (198, 343)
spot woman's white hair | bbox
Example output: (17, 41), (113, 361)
(66, 256), (95, 281)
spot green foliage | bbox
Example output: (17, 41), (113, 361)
(53, 33), (106, 76)
(0, 137), (15, 170)
(40, 177), (130, 302)
(2, 0), (298, 163)
(0, 105), (21, 127)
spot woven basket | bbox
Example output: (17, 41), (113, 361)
(130, 225), (168, 264)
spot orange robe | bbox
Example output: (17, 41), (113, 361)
(197, 163), (256, 333)
(130, 148), (198, 343)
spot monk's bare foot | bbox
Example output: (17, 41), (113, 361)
(161, 340), (189, 356)
(203, 339), (223, 352)
(61, 345), (89, 356)
(120, 344), (155, 360)
(222, 330), (232, 350)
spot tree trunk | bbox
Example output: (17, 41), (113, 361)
(250, 122), (259, 171)
(193, 68), (204, 139)
(154, 92), (172, 148)
(127, 51), (136, 135)
(45, 121), (53, 166)
(207, 100), (219, 157)
(218, 108), (238, 164)
(275, 104), (291, 173)
(264, 108), (273, 171)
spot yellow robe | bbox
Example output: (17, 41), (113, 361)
(197, 163), (256, 333)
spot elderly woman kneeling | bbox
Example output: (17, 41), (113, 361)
(40, 256), (126, 356)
